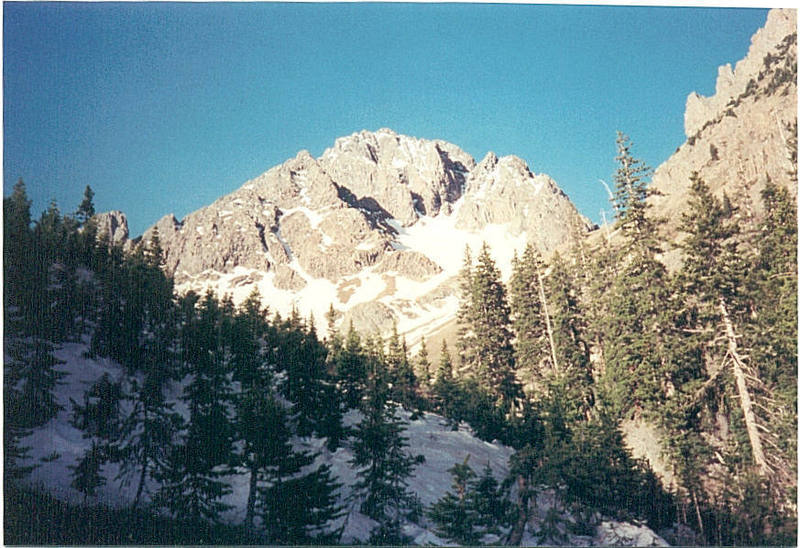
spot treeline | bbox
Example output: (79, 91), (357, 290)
(4, 125), (797, 545)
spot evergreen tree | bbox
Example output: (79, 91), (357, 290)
(3, 178), (33, 310)
(244, 392), (342, 543)
(470, 461), (511, 535)
(333, 323), (368, 410)
(70, 440), (107, 503)
(596, 133), (672, 420)
(428, 456), (481, 545)
(675, 173), (795, 540)
(509, 244), (552, 393)
(349, 350), (419, 544)
(386, 323), (421, 414)
(276, 311), (343, 445)
(433, 340), (458, 423)
(546, 252), (594, 422)
(612, 132), (661, 257)
(76, 184), (96, 225)
(155, 291), (235, 525)
(414, 336), (432, 388)
(456, 242), (520, 412)
(5, 338), (65, 429)
(429, 457), (511, 544)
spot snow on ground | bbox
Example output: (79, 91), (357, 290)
(11, 339), (669, 546)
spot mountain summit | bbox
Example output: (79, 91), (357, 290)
(133, 129), (589, 338)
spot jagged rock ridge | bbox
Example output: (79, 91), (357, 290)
(652, 7), (796, 264)
(125, 128), (588, 337)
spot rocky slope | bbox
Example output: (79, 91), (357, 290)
(128, 128), (589, 339)
(650, 8), (797, 266)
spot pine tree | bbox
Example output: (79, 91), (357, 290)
(470, 461), (511, 535)
(386, 323), (420, 413)
(242, 391), (342, 543)
(546, 252), (594, 422)
(5, 338), (66, 429)
(509, 244), (552, 393)
(155, 291), (235, 525)
(70, 440), (107, 504)
(76, 184), (96, 225)
(457, 242), (520, 412)
(612, 132), (661, 257)
(349, 351), (419, 544)
(433, 340), (458, 423)
(3, 178), (33, 310)
(597, 132), (672, 420)
(429, 457), (511, 544)
(676, 173), (796, 539)
(414, 336), (432, 387)
(428, 456), (481, 545)
(333, 323), (368, 410)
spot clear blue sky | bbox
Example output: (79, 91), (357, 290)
(3, 2), (769, 236)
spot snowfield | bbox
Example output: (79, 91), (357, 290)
(12, 340), (668, 546)
(175, 201), (530, 348)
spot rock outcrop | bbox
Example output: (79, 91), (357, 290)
(135, 129), (588, 292)
(456, 152), (590, 253)
(649, 7), (796, 267)
(93, 210), (130, 247)
(126, 128), (590, 338)
(318, 128), (474, 225)
(684, 9), (796, 137)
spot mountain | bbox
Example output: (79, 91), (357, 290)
(128, 128), (590, 339)
(647, 8), (796, 266)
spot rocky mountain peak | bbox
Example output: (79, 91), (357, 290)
(319, 128), (474, 225)
(650, 7), (796, 268)
(684, 8), (796, 137)
(129, 128), (589, 339)
(457, 151), (589, 251)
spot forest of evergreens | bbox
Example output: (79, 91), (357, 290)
(3, 131), (797, 545)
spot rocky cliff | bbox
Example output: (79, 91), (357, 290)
(126, 128), (588, 337)
(651, 8), (796, 264)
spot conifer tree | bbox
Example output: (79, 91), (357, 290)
(433, 340), (458, 422)
(676, 173), (795, 536)
(470, 461), (511, 535)
(509, 244), (552, 392)
(428, 456), (481, 545)
(429, 457), (510, 544)
(70, 440), (107, 504)
(546, 252), (594, 422)
(349, 349), (419, 544)
(3, 178), (33, 309)
(246, 392), (342, 542)
(414, 336), (432, 387)
(597, 133), (672, 419)
(612, 132), (661, 257)
(456, 242), (520, 412)
(386, 323), (420, 413)
(76, 184), (96, 225)
(156, 291), (236, 525)
(334, 323), (368, 410)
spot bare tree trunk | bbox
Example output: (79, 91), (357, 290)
(508, 476), (529, 546)
(534, 262), (559, 374)
(691, 488), (705, 542)
(133, 458), (148, 510)
(719, 298), (768, 476)
(245, 464), (258, 529)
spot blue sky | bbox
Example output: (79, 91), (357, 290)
(3, 2), (770, 236)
